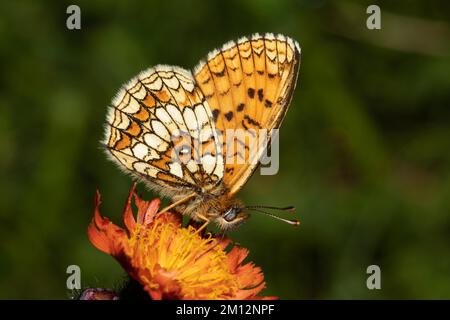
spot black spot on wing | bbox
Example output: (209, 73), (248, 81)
(257, 88), (264, 102)
(212, 109), (220, 122)
(247, 88), (255, 99)
(225, 111), (233, 121)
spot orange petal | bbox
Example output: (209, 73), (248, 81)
(234, 281), (267, 300)
(226, 246), (250, 272)
(87, 219), (112, 254)
(143, 199), (161, 226)
(146, 265), (182, 300)
(87, 190), (127, 257)
(123, 183), (137, 232)
(235, 264), (265, 288)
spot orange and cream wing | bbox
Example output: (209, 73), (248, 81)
(103, 65), (224, 194)
(194, 33), (301, 195)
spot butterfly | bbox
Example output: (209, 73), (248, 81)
(103, 33), (300, 230)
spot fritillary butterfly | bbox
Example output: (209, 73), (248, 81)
(103, 33), (300, 230)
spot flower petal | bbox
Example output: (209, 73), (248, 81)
(88, 187), (274, 300)
(135, 195), (160, 226)
(87, 190), (127, 257)
(123, 184), (137, 232)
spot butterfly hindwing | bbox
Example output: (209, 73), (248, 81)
(104, 65), (224, 195)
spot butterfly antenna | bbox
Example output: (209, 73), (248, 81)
(246, 205), (296, 212)
(247, 208), (300, 226)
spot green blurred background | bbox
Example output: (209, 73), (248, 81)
(1, 0), (450, 299)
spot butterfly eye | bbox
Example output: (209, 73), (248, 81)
(223, 207), (239, 222)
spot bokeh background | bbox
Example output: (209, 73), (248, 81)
(1, 0), (450, 299)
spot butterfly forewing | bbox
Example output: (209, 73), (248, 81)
(194, 33), (300, 195)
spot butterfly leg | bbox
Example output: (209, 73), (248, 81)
(193, 214), (210, 235)
(156, 193), (196, 215)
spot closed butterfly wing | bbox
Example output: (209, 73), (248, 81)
(103, 65), (224, 197)
(194, 33), (301, 195)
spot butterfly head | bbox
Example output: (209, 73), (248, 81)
(215, 204), (249, 230)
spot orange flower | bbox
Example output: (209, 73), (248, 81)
(88, 184), (276, 300)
